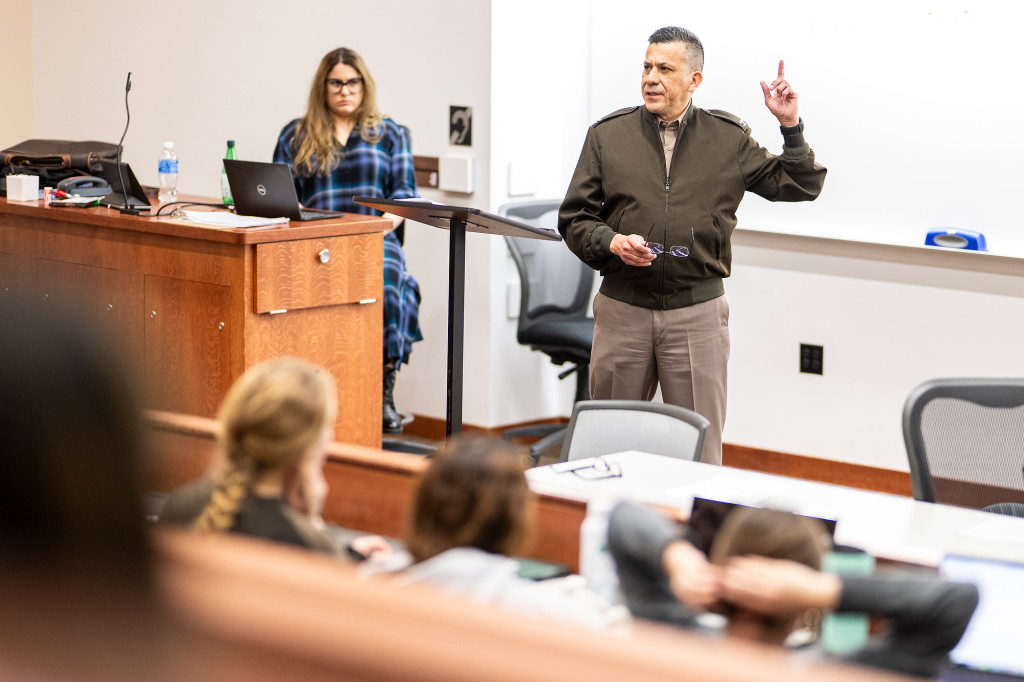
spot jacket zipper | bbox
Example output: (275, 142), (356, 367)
(662, 172), (670, 308)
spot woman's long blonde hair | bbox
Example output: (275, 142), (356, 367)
(291, 47), (384, 178)
(194, 357), (337, 533)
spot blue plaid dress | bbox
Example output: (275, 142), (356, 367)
(273, 118), (423, 368)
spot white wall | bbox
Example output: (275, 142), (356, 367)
(0, 0), (34, 144)
(727, 238), (1024, 472)
(488, 0), (593, 426)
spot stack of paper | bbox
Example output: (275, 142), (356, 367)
(179, 210), (289, 229)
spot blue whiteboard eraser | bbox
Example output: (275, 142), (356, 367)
(925, 228), (986, 251)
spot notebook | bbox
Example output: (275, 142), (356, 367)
(223, 159), (343, 222)
(938, 554), (1024, 680)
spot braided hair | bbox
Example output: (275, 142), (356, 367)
(194, 357), (336, 534)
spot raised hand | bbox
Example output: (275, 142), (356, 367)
(760, 60), (800, 128)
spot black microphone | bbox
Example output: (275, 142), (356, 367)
(111, 71), (141, 215)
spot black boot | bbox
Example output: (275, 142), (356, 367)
(382, 365), (403, 434)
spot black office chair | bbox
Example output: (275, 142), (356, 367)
(902, 378), (1024, 511)
(559, 399), (709, 463)
(499, 200), (594, 464)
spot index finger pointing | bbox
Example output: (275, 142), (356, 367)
(777, 59), (785, 81)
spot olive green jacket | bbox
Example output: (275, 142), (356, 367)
(558, 102), (826, 309)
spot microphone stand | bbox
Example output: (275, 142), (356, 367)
(112, 71), (141, 215)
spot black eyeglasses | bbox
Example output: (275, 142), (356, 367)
(326, 77), (363, 93)
(645, 222), (695, 258)
(551, 456), (623, 480)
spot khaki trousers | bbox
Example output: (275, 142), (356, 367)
(590, 293), (730, 465)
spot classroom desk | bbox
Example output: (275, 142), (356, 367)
(1, 197), (388, 447)
(527, 452), (1024, 568)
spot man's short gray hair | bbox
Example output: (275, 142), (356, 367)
(648, 26), (704, 73)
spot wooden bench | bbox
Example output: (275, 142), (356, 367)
(143, 410), (586, 571)
(154, 527), (914, 682)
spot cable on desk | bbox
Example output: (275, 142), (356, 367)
(154, 201), (232, 217)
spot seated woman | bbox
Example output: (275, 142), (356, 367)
(159, 357), (388, 559)
(273, 46), (422, 435)
(374, 438), (627, 632)
(609, 501), (979, 678)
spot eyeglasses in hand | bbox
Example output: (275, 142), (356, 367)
(645, 223), (695, 258)
(325, 77), (364, 94)
(551, 456), (623, 481)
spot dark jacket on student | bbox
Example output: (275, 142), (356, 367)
(558, 103), (826, 310)
(158, 476), (340, 554)
(607, 501), (979, 678)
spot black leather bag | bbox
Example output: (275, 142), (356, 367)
(2, 139), (119, 174)
(1, 139), (120, 190)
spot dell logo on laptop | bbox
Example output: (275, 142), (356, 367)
(257, 184), (267, 196)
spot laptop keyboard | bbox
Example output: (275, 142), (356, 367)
(299, 208), (342, 221)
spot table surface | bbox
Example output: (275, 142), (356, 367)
(527, 452), (1024, 568)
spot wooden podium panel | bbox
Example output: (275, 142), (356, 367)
(0, 198), (388, 448)
(254, 233), (381, 313)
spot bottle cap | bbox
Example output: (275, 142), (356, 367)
(227, 140), (235, 146)
(163, 141), (174, 148)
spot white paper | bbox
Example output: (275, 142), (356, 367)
(664, 474), (796, 507)
(179, 210), (289, 228)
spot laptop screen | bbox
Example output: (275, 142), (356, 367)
(223, 159), (342, 221)
(940, 554), (1024, 678)
(686, 497), (838, 556)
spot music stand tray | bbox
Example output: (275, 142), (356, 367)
(354, 197), (561, 438)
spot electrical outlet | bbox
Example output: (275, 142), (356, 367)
(800, 344), (824, 375)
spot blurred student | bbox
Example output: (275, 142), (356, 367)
(609, 502), (978, 678)
(376, 438), (628, 632)
(159, 357), (389, 559)
(0, 292), (175, 680)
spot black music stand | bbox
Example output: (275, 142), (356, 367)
(354, 197), (561, 438)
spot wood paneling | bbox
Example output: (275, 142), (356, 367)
(144, 275), (235, 417)
(36, 259), (125, 339)
(254, 233), (381, 313)
(932, 477), (1024, 510)
(413, 154), (439, 189)
(143, 411), (585, 571)
(246, 303), (382, 447)
(1, 198), (388, 448)
(723, 443), (913, 496)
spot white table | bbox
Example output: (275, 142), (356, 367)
(526, 452), (1024, 567)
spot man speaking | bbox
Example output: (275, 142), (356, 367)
(559, 26), (826, 464)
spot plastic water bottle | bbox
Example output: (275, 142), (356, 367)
(220, 139), (236, 205)
(157, 141), (178, 204)
(579, 497), (621, 605)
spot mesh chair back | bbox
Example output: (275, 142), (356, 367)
(501, 201), (592, 333)
(560, 400), (709, 463)
(902, 378), (1024, 508)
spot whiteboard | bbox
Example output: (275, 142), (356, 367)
(587, 1), (1024, 254)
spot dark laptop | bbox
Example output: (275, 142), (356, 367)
(938, 554), (1024, 680)
(686, 497), (838, 555)
(223, 159), (343, 222)
(98, 161), (151, 209)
